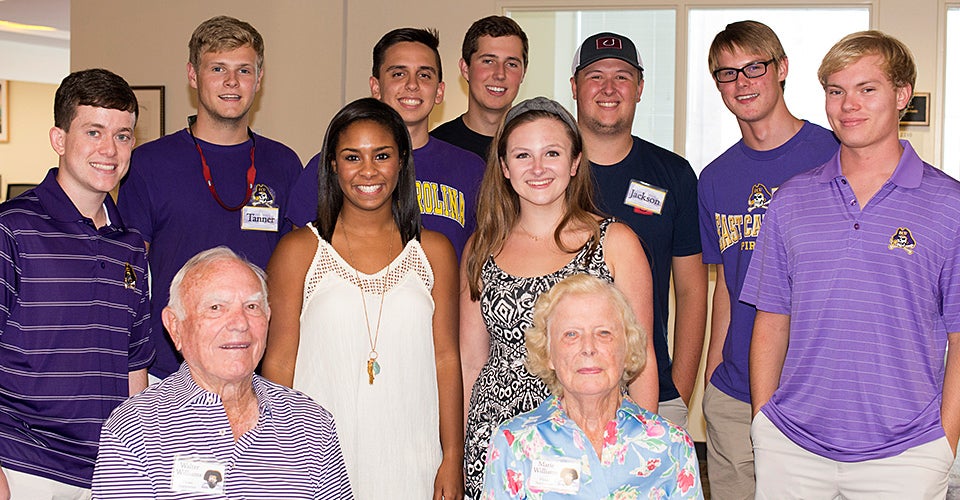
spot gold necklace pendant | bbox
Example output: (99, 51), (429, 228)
(366, 353), (381, 385)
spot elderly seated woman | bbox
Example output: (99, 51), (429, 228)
(480, 274), (702, 499)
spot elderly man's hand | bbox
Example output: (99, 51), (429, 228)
(433, 455), (464, 500)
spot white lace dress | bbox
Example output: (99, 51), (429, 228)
(295, 224), (441, 498)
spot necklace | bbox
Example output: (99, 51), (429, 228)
(340, 222), (394, 385)
(517, 219), (551, 241)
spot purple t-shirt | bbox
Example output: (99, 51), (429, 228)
(741, 141), (960, 461)
(0, 169), (155, 488)
(286, 137), (483, 260)
(698, 121), (838, 403)
(119, 128), (302, 378)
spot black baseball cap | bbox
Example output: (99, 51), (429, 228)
(571, 32), (644, 75)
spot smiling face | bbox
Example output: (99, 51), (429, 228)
(461, 35), (526, 115)
(370, 41), (445, 131)
(571, 58), (642, 137)
(500, 116), (580, 210)
(547, 292), (627, 401)
(714, 46), (787, 125)
(50, 105), (136, 201)
(333, 120), (402, 215)
(164, 257), (269, 392)
(824, 53), (911, 152)
(188, 45), (262, 125)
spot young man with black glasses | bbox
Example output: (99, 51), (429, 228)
(697, 20), (838, 499)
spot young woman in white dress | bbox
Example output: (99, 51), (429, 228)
(263, 98), (463, 499)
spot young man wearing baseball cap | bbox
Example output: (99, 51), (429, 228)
(571, 32), (707, 428)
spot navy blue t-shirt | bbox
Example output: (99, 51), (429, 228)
(592, 136), (701, 402)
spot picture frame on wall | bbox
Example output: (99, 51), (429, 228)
(130, 86), (165, 145)
(900, 92), (930, 126)
(1, 80), (9, 143)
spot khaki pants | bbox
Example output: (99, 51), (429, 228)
(2, 467), (91, 500)
(702, 382), (755, 500)
(658, 396), (689, 430)
(752, 411), (952, 499)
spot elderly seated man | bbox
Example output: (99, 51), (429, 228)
(91, 247), (353, 499)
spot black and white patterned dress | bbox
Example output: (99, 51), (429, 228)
(464, 218), (616, 498)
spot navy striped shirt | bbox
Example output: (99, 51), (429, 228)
(92, 363), (353, 499)
(0, 168), (155, 488)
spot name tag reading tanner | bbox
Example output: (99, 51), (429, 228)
(241, 206), (279, 231)
(624, 179), (667, 215)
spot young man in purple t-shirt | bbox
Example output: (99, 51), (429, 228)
(0, 69), (155, 497)
(698, 21), (838, 499)
(118, 16), (302, 380)
(743, 31), (960, 498)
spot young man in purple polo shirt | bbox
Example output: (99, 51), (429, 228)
(698, 21), (838, 499)
(118, 16), (302, 380)
(0, 69), (155, 498)
(287, 27), (484, 260)
(742, 31), (960, 497)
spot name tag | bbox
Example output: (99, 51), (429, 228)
(624, 179), (667, 215)
(241, 206), (280, 231)
(528, 457), (581, 494)
(171, 454), (225, 494)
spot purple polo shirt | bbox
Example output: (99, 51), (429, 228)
(0, 169), (155, 488)
(741, 141), (960, 461)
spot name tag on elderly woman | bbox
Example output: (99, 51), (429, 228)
(528, 457), (581, 494)
(624, 179), (667, 215)
(171, 454), (225, 494)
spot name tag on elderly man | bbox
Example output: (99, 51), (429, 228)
(624, 179), (667, 215)
(528, 457), (581, 494)
(171, 454), (225, 494)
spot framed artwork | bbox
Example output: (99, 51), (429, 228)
(900, 92), (930, 126)
(1, 80), (9, 143)
(130, 86), (165, 145)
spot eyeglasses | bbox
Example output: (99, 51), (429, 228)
(712, 59), (776, 83)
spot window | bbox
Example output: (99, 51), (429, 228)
(943, 7), (960, 179)
(508, 9), (677, 150)
(685, 8), (869, 173)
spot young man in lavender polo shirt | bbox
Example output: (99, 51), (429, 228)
(0, 69), (155, 498)
(698, 21), (838, 499)
(742, 31), (960, 498)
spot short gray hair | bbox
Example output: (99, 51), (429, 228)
(525, 273), (647, 397)
(166, 246), (268, 318)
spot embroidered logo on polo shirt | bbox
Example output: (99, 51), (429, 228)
(124, 263), (137, 290)
(888, 227), (916, 255)
(747, 183), (773, 212)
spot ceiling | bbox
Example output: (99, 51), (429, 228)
(0, 0), (69, 47)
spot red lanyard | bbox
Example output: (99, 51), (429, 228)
(188, 117), (256, 211)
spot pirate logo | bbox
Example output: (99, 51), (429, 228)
(747, 183), (773, 212)
(888, 227), (917, 255)
(250, 184), (276, 207)
(124, 263), (137, 290)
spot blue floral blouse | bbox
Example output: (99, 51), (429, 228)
(480, 395), (703, 499)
